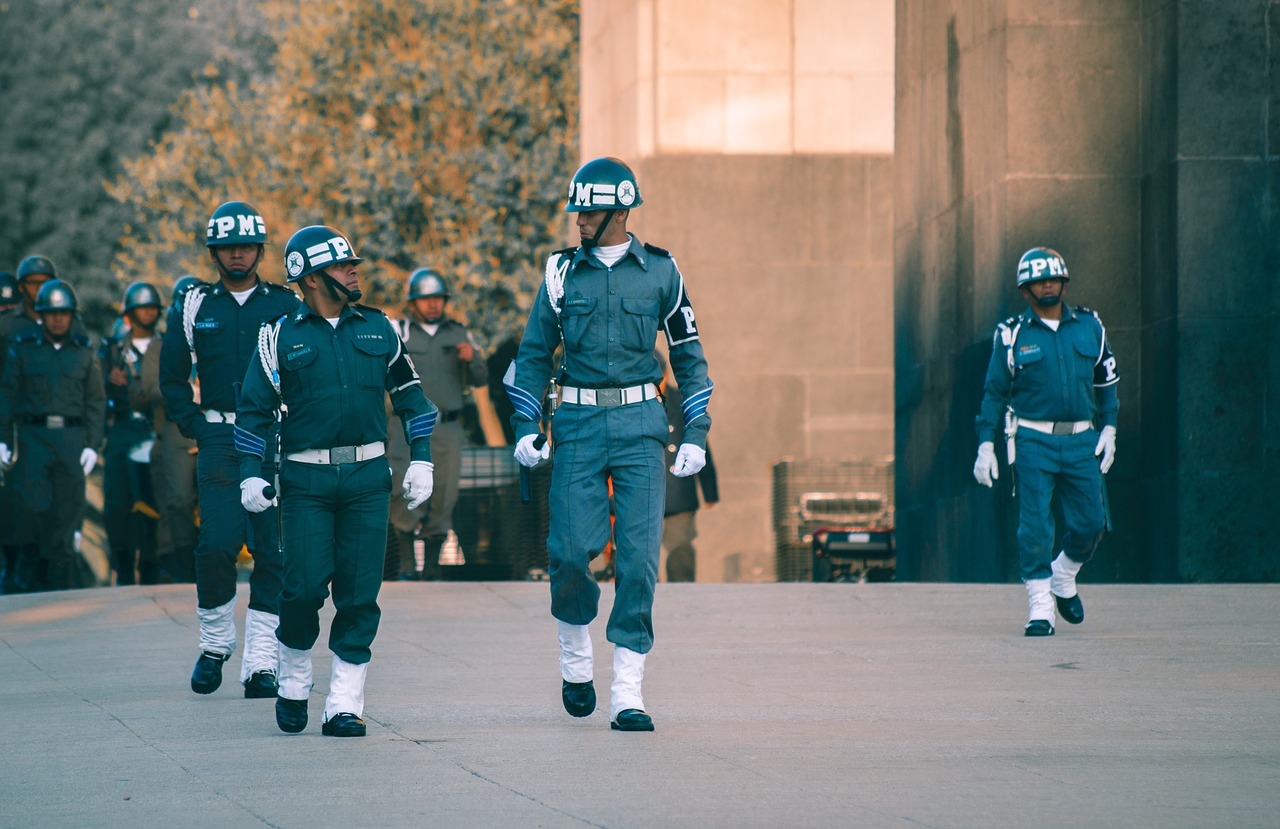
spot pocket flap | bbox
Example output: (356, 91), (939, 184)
(621, 297), (660, 317)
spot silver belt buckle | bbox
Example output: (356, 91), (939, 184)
(595, 388), (621, 406)
(1052, 422), (1072, 435)
(330, 445), (357, 464)
(47, 415), (65, 429)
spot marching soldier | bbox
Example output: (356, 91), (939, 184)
(237, 225), (437, 737)
(160, 201), (300, 698)
(506, 158), (713, 732)
(387, 268), (488, 580)
(101, 282), (163, 585)
(137, 276), (202, 583)
(973, 247), (1119, 636)
(1, 257), (63, 593)
(0, 280), (106, 591)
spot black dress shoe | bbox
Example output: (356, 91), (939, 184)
(1024, 620), (1055, 637)
(562, 680), (596, 717)
(276, 697), (308, 733)
(244, 670), (279, 699)
(610, 708), (654, 731)
(1054, 593), (1084, 625)
(191, 651), (229, 694)
(321, 712), (366, 737)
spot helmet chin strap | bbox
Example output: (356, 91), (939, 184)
(581, 209), (616, 250)
(1035, 293), (1062, 307)
(320, 270), (362, 303)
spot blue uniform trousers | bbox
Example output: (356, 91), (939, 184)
(277, 457), (391, 664)
(1014, 428), (1106, 581)
(194, 427), (281, 612)
(547, 399), (667, 654)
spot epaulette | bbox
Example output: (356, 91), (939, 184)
(353, 303), (386, 317)
(1075, 305), (1103, 323)
(551, 246), (578, 258)
(643, 242), (672, 258)
(73, 332), (91, 347)
(14, 331), (40, 344)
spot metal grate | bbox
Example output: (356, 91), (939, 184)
(450, 447), (551, 580)
(771, 458), (894, 581)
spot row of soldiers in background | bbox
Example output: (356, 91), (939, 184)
(0, 239), (490, 597)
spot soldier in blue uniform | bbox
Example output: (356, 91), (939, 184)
(160, 201), (300, 697)
(237, 225), (437, 738)
(100, 282), (163, 585)
(506, 158), (713, 732)
(0, 280), (106, 591)
(973, 247), (1119, 636)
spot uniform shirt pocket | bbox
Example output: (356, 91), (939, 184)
(280, 345), (318, 399)
(620, 298), (660, 352)
(352, 335), (391, 389)
(559, 298), (598, 352)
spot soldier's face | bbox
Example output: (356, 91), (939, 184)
(576, 209), (629, 247)
(1022, 278), (1065, 307)
(128, 306), (161, 332)
(325, 262), (360, 297)
(42, 310), (72, 338)
(19, 274), (51, 308)
(412, 296), (446, 322)
(212, 244), (260, 280)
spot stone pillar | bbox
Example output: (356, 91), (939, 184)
(580, 0), (896, 581)
(895, 0), (1280, 582)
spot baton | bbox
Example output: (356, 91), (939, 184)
(263, 485), (276, 500)
(519, 434), (547, 505)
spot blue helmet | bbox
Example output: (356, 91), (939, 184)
(407, 268), (450, 301)
(34, 279), (77, 312)
(206, 201), (268, 247)
(0, 271), (16, 305)
(17, 255), (57, 282)
(565, 157), (642, 213)
(1016, 247), (1069, 287)
(283, 225), (362, 282)
(123, 281), (163, 312)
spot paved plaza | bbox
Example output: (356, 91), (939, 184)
(1, 582), (1277, 828)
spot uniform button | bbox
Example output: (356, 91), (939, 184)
(608, 337), (614, 343)
(668, 444), (677, 452)
(609, 289), (616, 295)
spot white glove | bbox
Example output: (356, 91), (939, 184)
(403, 460), (435, 510)
(973, 441), (998, 487)
(1095, 425), (1117, 474)
(671, 444), (706, 478)
(514, 434), (550, 468)
(240, 477), (275, 513)
(0, 443), (10, 468)
(80, 448), (98, 476)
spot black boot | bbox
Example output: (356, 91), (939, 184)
(321, 713), (366, 737)
(611, 709), (655, 732)
(276, 697), (308, 733)
(244, 670), (279, 699)
(420, 534), (446, 581)
(191, 651), (229, 694)
(562, 680), (596, 717)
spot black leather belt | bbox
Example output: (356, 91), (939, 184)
(438, 410), (460, 423)
(22, 415), (84, 429)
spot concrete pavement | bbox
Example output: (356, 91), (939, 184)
(1, 582), (1278, 828)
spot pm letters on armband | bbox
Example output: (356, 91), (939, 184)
(665, 284), (699, 346)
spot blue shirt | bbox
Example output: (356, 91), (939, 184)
(159, 279), (300, 440)
(507, 234), (713, 448)
(235, 301), (438, 481)
(975, 304), (1119, 443)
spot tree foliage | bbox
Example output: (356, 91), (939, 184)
(110, 0), (580, 346)
(0, 0), (271, 332)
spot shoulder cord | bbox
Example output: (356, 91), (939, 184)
(257, 318), (283, 399)
(182, 286), (207, 365)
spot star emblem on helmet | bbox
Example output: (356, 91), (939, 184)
(286, 251), (305, 278)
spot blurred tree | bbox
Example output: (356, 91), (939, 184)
(109, 0), (579, 347)
(0, 0), (272, 334)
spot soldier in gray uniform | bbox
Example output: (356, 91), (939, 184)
(238, 225), (437, 737)
(506, 158), (713, 732)
(0, 280), (106, 591)
(973, 247), (1119, 636)
(387, 268), (488, 580)
(100, 282), (163, 585)
(137, 276), (202, 583)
